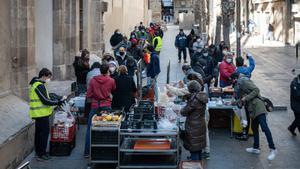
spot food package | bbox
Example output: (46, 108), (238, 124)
(53, 111), (75, 127)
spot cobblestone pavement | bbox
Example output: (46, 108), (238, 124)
(25, 25), (300, 169)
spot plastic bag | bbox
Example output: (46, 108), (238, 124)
(158, 118), (176, 130)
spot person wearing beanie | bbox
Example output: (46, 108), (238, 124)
(236, 53), (255, 78)
(108, 60), (119, 79)
(180, 80), (208, 165)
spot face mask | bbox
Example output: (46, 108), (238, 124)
(119, 52), (125, 56)
(197, 39), (201, 42)
(109, 67), (116, 73)
(203, 53), (208, 57)
(226, 58), (233, 63)
(223, 50), (228, 55)
(45, 78), (51, 84)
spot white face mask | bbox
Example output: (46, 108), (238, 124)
(203, 53), (208, 57)
(226, 58), (233, 63)
(197, 39), (202, 43)
(45, 78), (51, 84)
(109, 67), (116, 73)
(223, 50), (229, 55)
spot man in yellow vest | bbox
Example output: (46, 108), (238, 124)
(152, 31), (162, 55)
(29, 68), (63, 160)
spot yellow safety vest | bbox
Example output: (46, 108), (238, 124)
(29, 81), (53, 118)
(152, 36), (162, 52)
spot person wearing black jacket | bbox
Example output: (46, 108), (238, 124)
(112, 65), (137, 112)
(73, 49), (90, 95)
(29, 68), (64, 160)
(288, 74), (300, 136)
(110, 29), (123, 47)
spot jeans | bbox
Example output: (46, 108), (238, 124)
(190, 150), (202, 161)
(147, 77), (158, 101)
(252, 114), (276, 150)
(84, 107), (111, 155)
(289, 111), (300, 132)
(178, 48), (187, 61)
(220, 80), (231, 88)
(34, 116), (50, 156)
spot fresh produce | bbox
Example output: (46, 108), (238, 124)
(93, 113), (121, 122)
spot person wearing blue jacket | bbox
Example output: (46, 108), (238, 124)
(175, 29), (188, 63)
(146, 45), (161, 101)
(234, 53), (255, 141)
(235, 53), (255, 78)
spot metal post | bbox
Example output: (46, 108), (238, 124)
(236, 0), (241, 58)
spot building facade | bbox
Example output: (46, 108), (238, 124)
(174, 0), (194, 23)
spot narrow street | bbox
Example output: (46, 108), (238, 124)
(24, 25), (300, 169)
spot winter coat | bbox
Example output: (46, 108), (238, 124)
(236, 56), (255, 78)
(126, 56), (138, 77)
(110, 33), (123, 47)
(187, 34), (196, 50)
(191, 53), (215, 83)
(192, 41), (205, 52)
(219, 60), (236, 84)
(112, 74), (137, 111)
(86, 68), (101, 87)
(147, 52), (161, 78)
(237, 78), (267, 119)
(73, 56), (90, 84)
(116, 53), (130, 66)
(87, 75), (116, 109)
(175, 34), (188, 49)
(183, 69), (204, 85)
(180, 92), (208, 152)
(127, 46), (143, 61)
(290, 77), (300, 113)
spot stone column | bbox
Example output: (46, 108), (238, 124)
(53, 0), (66, 80)
(10, 0), (37, 101)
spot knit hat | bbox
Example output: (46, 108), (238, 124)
(187, 80), (202, 93)
(108, 60), (118, 68)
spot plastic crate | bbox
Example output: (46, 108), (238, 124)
(91, 147), (118, 161)
(49, 141), (74, 156)
(50, 124), (76, 142)
(91, 130), (118, 145)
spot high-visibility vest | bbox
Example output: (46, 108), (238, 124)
(152, 36), (162, 52)
(29, 81), (53, 118)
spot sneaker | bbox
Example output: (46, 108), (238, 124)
(202, 152), (210, 160)
(288, 127), (297, 136)
(246, 147), (260, 154)
(267, 149), (278, 161)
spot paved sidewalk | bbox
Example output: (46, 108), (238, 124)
(23, 25), (300, 169)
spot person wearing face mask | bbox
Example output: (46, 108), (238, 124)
(116, 47), (129, 66)
(192, 36), (205, 54)
(137, 28), (149, 41)
(191, 49), (215, 86)
(127, 39), (143, 61)
(112, 65), (137, 112)
(288, 74), (300, 136)
(108, 61), (119, 79)
(219, 53), (236, 87)
(138, 21), (146, 31)
(175, 29), (188, 63)
(73, 49), (90, 95)
(29, 68), (64, 160)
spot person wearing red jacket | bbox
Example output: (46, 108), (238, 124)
(84, 63), (116, 157)
(219, 53), (236, 87)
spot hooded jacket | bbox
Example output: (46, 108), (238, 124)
(87, 75), (116, 109)
(29, 77), (60, 106)
(175, 33), (188, 49)
(147, 52), (161, 78)
(180, 92), (208, 152)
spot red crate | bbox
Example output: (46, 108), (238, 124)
(50, 124), (76, 142)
